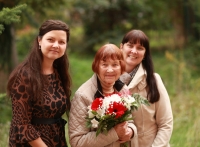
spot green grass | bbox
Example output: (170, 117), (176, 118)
(69, 53), (94, 96)
(1, 50), (200, 146)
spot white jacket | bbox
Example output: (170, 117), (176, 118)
(120, 64), (173, 147)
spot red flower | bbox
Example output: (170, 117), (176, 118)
(106, 102), (127, 118)
(91, 98), (103, 110)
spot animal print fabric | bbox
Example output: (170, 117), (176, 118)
(9, 70), (68, 147)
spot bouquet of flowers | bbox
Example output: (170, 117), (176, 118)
(86, 90), (150, 137)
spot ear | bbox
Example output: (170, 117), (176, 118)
(38, 37), (41, 46)
(120, 43), (123, 49)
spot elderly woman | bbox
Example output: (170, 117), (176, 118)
(69, 44), (138, 147)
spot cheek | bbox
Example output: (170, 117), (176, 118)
(116, 68), (122, 75)
(98, 68), (104, 76)
(61, 47), (67, 54)
(140, 51), (145, 57)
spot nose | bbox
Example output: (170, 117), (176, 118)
(107, 66), (114, 72)
(131, 47), (137, 54)
(53, 41), (59, 48)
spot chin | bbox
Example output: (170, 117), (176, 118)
(105, 81), (115, 85)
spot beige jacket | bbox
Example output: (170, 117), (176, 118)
(69, 74), (138, 147)
(120, 64), (173, 147)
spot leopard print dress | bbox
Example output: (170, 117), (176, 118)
(9, 70), (68, 147)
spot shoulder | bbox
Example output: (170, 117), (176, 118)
(77, 75), (96, 93)
(10, 64), (30, 83)
(154, 73), (161, 78)
(154, 73), (164, 83)
(72, 74), (97, 103)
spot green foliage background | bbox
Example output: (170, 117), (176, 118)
(0, 0), (200, 146)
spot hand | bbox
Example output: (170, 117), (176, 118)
(114, 122), (128, 140)
(118, 127), (133, 143)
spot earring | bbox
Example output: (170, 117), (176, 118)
(39, 45), (41, 49)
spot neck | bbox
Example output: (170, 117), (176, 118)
(126, 65), (136, 73)
(42, 60), (54, 75)
(101, 84), (115, 95)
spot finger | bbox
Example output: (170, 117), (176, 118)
(118, 140), (127, 143)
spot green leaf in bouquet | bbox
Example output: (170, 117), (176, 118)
(132, 93), (150, 106)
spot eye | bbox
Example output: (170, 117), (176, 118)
(137, 47), (145, 50)
(59, 41), (66, 45)
(127, 44), (133, 48)
(47, 38), (54, 42)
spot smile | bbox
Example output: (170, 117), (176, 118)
(128, 55), (137, 59)
(50, 50), (59, 53)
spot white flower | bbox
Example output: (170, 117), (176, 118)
(123, 95), (135, 103)
(87, 105), (95, 118)
(96, 107), (105, 118)
(102, 94), (122, 109)
(91, 118), (99, 128)
(88, 110), (95, 118)
(123, 95), (136, 110)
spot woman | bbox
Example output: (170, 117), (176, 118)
(7, 19), (71, 147)
(69, 44), (138, 147)
(120, 30), (173, 147)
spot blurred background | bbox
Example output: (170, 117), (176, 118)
(0, 0), (200, 146)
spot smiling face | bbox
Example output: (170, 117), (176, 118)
(120, 42), (146, 73)
(98, 59), (122, 87)
(38, 30), (67, 63)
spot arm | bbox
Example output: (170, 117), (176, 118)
(69, 91), (119, 147)
(29, 138), (47, 147)
(152, 73), (173, 146)
(9, 72), (42, 145)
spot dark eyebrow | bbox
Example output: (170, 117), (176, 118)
(138, 45), (145, 48)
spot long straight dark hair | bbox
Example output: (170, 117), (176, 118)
(121, 30), (160, 103)
(7, 20), (72, 109)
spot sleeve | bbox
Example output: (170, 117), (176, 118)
(9, 72), (40, 144)
(152, 73), (173, 146)
(68, 91), (119, 147)
(127, 123), (139, 147)
(121, 86), (139, 146)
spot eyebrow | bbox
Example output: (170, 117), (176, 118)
(127, 42), (142, 46)
(47, 36), (66, 41)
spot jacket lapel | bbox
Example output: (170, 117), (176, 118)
(128, 64), (146, 89)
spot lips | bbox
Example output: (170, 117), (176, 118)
(50, 50), (59, 53)
(105, 75), (115, 77)
(128, 55), (137, 59)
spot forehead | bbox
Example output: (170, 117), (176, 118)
(126, 41), (144, 47)
(43, 30), (67, 39)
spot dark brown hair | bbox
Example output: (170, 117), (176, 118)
(121, 30), (160, 103)
(7, 19), (71, 109)
(92, 43), (126, 74)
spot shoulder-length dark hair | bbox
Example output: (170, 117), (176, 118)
(92, 43), (126, 75)
(121, 30), (160, 103)
(7, 19), (71, 109)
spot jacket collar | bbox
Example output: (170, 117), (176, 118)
(120, 63), (147, 90)
(93, 74), (125, 99)
(127, 63), (147, 90)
